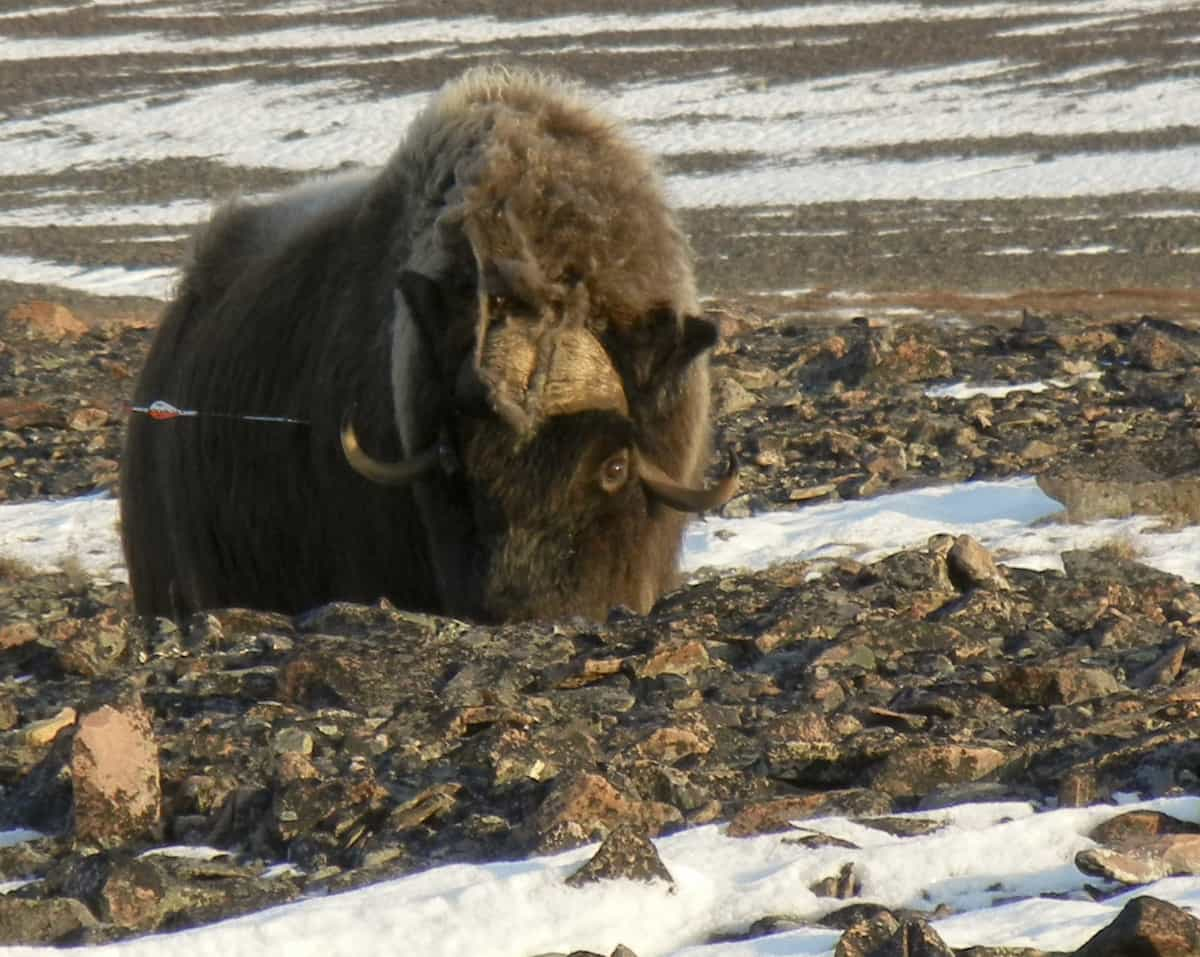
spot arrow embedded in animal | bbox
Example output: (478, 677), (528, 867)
(129, 399), (308, 425)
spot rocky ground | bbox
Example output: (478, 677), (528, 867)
(2, 287), (1200, 954)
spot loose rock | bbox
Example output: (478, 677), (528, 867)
(4, 301), (88, 342)
(534, 773), (682, 853)
(0, 896), (98, 945)
(3, 295), (1200, 947)
(71, 700), (161, 848)
(1071, 895), (1200, 956)
(1076, 834), (1200, 885)
(565, 825), (674, 889)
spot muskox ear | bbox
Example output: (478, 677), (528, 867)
(614, 308), (719, 399)
(646, 307), (719, 366)
(678, 313), (720, 362)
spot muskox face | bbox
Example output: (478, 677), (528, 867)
(461, 410), (669, 620)
(341, 271), (736, 622)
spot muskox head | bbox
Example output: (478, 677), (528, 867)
(341, 274), (738, 622)
(340, 68), (736, 621)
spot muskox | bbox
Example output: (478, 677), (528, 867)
(119, 66), (736, 622)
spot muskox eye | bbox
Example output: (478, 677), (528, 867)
(599, 449), (631, 494)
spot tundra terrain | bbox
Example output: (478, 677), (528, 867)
(1, 3), (1200, 955)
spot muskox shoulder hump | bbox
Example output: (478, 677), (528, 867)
(251, 168), (376, 245)
(185, 168), (376, 303)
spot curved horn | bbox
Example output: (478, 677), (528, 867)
(341, 417), (441, 486)
(637, 447), (739, 513)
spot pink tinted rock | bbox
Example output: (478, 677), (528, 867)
(534, 772), (681, 852)
(72, 701), (161, 847)
(4, 301), (88, 342)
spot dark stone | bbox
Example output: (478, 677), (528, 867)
(1127, 317), (1200, 370)
(0, 729), (75, 834)
(856, 816), (947, 838)
(98, 857), (167, 930)
(1071, 895), (1200, 956)
(884, 919), (956, 956)
(53, 610), (129, 677)
(746, 914), (807, 937)
(727, 791), (893, 838)
(870, 744), (1006, 798)
(565, 825), (674, 888)
(993, 665), (1122, 708)
(834, 911), (901, 957)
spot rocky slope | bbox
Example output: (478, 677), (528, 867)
(2, 290), (1200, 954)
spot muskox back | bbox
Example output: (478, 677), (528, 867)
(120, 67), (730, 621)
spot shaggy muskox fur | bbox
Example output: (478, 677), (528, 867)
(120, 66), (733, 622)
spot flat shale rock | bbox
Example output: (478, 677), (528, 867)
(726, 791), (893, 838)
(1036, 432), (1200, 525)
(870, 744), (1007, 798)
(1088, 811), (1200, 846)
(993, 664), (1123, 708)
(534, 773), (683, 853)
(22, 850), (303, 941)
(1076, 832), (1200, 885)
(20, 706), (77, 747)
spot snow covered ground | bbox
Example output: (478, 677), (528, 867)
(5, 471), (1200, 589)
(1, 794), (1199, 956)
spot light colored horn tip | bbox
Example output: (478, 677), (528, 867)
(341, 417), (440, 486)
